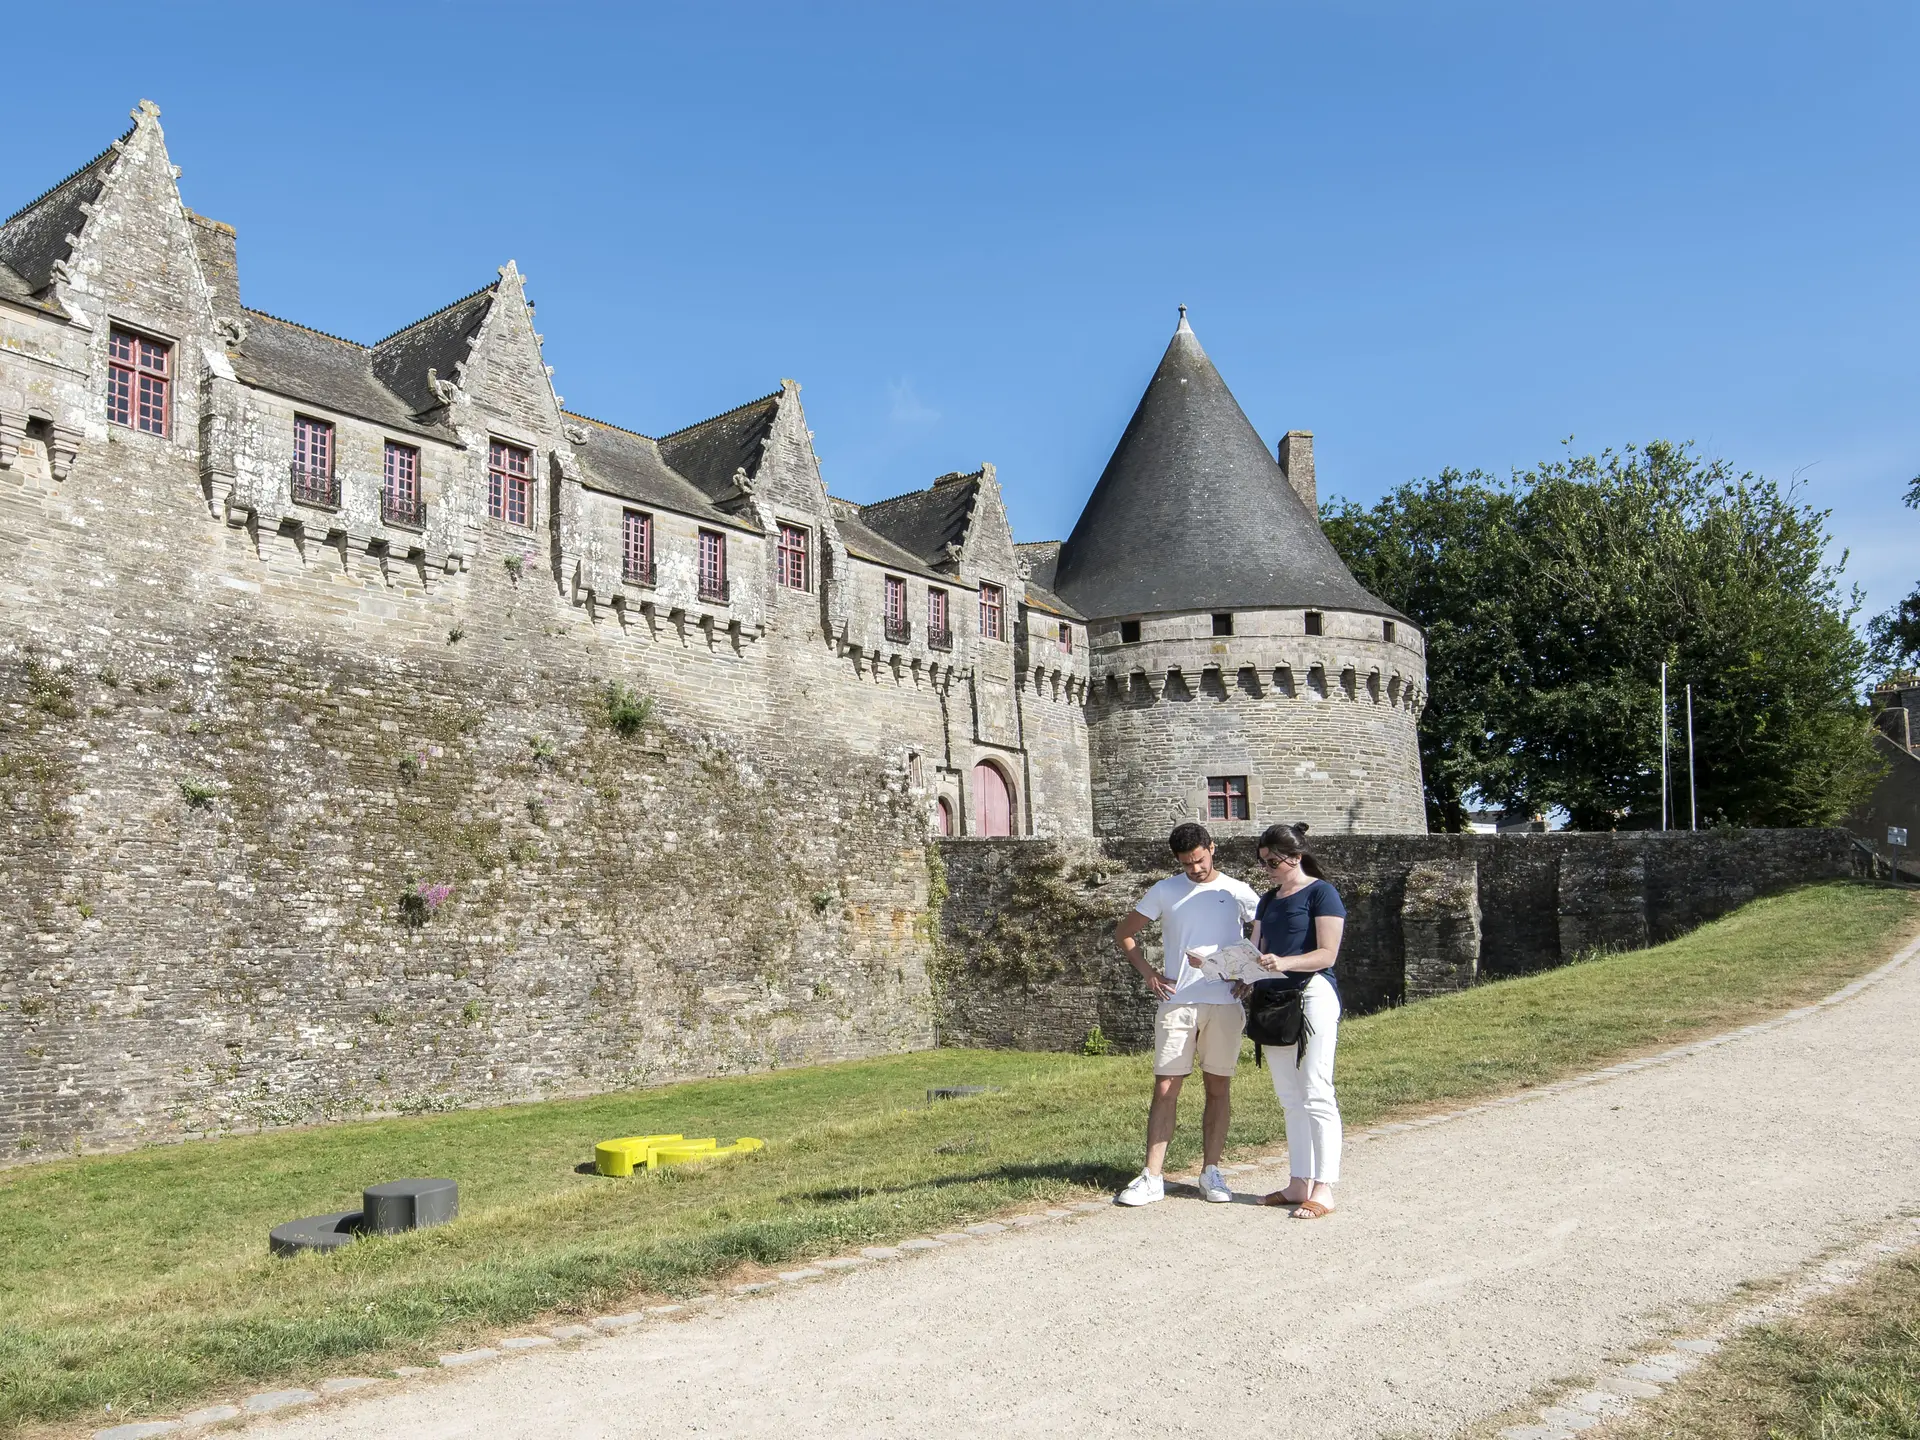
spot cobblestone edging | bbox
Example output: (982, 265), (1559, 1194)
(92, 929), (1920, 1440)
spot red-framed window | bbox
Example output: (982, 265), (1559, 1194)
(928, 587), (951, 649)
(107, 328), (171, 436)
(1206, 775), (1250, 821)
(884, 575), (908, 640)
(776, 523), (810, 591)
(1058, 622), (1073, 654)
(383, 441), (417, 504)
(623, 510), (653, 585)
(293, 416), (333, 478)
(382, 441), (422, 525)
(488, 440), (533, 528)
(978, 583), (1003, 642)
(698, 528), (727, 600)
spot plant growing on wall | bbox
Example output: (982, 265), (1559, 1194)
(400, 881), (454, 928)
(604, 682), (654, 737)
(529, 735), (557, 766)
(504, 553), (527, 582)
(178, 779), (218, 811)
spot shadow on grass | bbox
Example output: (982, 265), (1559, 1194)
(787, 1157), (1132, 1205)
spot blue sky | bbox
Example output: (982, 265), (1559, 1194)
(10, 2), (1917, 620)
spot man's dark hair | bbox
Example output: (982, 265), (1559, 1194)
(1168, 821), (1213, 855)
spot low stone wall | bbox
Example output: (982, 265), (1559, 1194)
(933, 829), (1868, 1052)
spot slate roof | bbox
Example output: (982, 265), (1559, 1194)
(564, 413), (753, 530)
(1016, 540), (1062, 591)
(656, 391), (782, 502)
(831, 507), (948, 582)
(1051, 314), (1400, 622)
(233, 311), (455, 442)
(0, 258), (58, 316)
(1022, 579), (1084, 622)
(857, 471), (983, 570)
(371, 285), (497, 417)
(0, 131), (127, 294)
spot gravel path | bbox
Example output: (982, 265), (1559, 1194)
(240, 937), (1920, 1440)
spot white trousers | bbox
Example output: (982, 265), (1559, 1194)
(1268, 973), (1342, 1184)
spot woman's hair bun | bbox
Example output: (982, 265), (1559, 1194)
(1293, 822), (1309, 837)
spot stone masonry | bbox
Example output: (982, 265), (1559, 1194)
(934, 829), (1870, 1052)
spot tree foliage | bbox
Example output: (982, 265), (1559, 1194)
(1866, 474), (1920, 677)
(1324, 441), (1882, 831)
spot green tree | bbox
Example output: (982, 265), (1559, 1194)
(1867, 475), (1920, 676)
(1322, 471), (1523, 831)
(1325, 442), (1882, 831)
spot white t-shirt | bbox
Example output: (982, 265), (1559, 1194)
(1133, 871), (1260, 1006)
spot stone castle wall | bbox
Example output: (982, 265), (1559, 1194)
(933, 829), (1868, 1052)
(1083, 606), (1428, 836)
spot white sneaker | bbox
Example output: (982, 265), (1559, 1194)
(1198, 1165), (1232, 1203)
(1116, 1171), (1165, 1207)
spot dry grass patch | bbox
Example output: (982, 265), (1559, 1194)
(1602, 1247), (1920, 1438)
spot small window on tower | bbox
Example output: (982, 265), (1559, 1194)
(1120, 619), (1142, 644)
(1304, 611), (1324, 636)
(1212, 613), (1234, 637)
(1382, 619), (1396, 643)
(1206, 776), (1250, 821)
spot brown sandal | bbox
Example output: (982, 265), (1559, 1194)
(1262, 1190), (1309, 1207)
(1291, 1199), (1334, 1219)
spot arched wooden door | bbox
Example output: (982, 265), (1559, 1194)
(934, 796), (954, 836)
(972, 762), (1012, 836)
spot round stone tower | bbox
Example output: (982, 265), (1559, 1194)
(1049, 311), (1428, 836)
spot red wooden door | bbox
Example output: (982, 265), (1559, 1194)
(934, 797), (953, 836)
(972, 763), (1012, 836)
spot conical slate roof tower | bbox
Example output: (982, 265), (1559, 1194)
(1058, 310), (1429, 837)
(1053, 310), (1395, 620)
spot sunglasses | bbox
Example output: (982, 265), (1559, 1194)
(1259, 854), (1298, 870)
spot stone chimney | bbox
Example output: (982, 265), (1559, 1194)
(1278, 430), (1316, 515)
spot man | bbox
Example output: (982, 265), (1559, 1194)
(1113, 821), (1259, 1206)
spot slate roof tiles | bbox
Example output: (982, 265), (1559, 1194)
(1052, 314), (1400, 622)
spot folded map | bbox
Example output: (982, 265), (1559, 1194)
(1183, 941), (1272, 985)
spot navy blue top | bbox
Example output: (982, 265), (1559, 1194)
(1254, 879), (1347, 994)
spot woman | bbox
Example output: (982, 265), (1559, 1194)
(1243, 821), (1346, 1218)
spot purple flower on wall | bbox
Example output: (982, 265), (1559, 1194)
(401, 881), (454, 928)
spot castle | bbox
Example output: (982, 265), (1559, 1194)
(0, 103), (1424, 1152)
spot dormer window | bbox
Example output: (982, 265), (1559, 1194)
(777, 523), (810, 591)
(107, 327), (170, 437)
(488, 440), (533, 528)
(979, 583), (1004, 642)
(1304, 611), (1324, 636)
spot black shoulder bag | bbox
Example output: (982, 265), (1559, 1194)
(1244, 979), (1312, 1069)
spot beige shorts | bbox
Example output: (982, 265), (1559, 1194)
(1153, 1001), (1245, 1077)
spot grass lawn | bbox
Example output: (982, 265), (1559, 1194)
(1604, 1248), (1920, 1439)
(2, 880), (1915, 1434)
